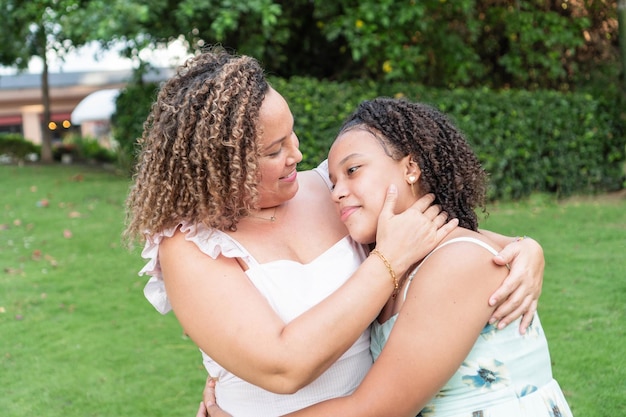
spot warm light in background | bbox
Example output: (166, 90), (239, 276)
(62, 120), (71, 128)
(48, 121), (57, 130)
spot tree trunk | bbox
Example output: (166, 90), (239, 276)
(617, 0), (626, 95)
(38, 24), (53, 163)
(40, 55), (53, 163)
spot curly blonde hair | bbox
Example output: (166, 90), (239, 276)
(124, 48), (269, 243)
(339, 98), (488, 231)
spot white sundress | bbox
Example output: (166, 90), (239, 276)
(139, 223), (373, 417)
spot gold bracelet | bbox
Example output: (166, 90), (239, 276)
(370, 249), (398, 291)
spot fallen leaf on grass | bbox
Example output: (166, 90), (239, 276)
(63, 229), (72, 239)
(32, 249), (42, 260)
(44, 254), (58, 267)
(0, 307), (5, 313)
(68, 211), (81, 218)
(13, 219), (21, 226)
(30, 186), (37, 192)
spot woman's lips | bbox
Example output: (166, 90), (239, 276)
(280, 170), (297, 182)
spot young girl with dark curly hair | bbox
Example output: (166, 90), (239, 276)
(202, 98), (571, 417)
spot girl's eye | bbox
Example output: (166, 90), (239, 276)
(347, 165), (360, 175)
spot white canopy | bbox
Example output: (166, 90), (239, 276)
(71, 88), (120, 124)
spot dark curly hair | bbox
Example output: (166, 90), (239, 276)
(124, 47), (269, 242)
(338, 98), (488, 231)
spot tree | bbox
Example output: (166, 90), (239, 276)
(0, 0), (156, 162)
(1, 0), (87, 162)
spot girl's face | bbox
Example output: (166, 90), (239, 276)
(328, 128), (418, 244)
(256, 87), (303, 208)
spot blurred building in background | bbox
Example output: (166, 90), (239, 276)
(0, 68), (172, 147)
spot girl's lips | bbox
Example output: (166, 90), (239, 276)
(339, 206), (359, 222)
(280, 170), (297, 183)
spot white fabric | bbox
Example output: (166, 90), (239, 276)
(139, 162), (373, 416)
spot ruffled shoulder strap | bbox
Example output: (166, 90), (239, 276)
(139, 221), (258, 314)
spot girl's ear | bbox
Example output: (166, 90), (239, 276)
(403, 156), (421, 184)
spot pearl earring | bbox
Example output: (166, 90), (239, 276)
(408, 175), (417, 184)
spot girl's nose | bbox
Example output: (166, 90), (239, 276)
(330, 180), (347, 202)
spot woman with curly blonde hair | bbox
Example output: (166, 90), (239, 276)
(124, 48), (545, 417)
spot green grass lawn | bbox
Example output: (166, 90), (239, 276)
(1, 164), (625, 416)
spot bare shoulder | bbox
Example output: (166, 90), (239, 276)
(294, 170), (339, 215)
(414, 229), (508, 286)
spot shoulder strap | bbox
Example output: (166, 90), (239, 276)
(401, 237), (499, 301)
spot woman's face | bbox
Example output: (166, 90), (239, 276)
(256, 87), (303, 208)
(328, 128), (417, 244)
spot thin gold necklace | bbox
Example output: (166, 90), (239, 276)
(249, 206), (278, 222)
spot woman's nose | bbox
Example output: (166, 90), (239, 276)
(288, 132), (303, 164)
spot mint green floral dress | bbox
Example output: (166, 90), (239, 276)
(370, 237), (574, 417)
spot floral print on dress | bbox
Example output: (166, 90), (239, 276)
(460, 358), (510, 391)
(417, 405), (435, 417)
(544, 395), (564, 417)
(479, 323), (499, 341)
(519, 384), (539, 397)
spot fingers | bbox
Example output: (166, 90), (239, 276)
(379, 184), (399, 219)
(411, 193), (437, 212)
(196, 401), (208, 417)
(423, 203), (443, 221)
(203, 378), (217, 407)
(436, 217), (458, 241)
(488, 271), (518, 307)
(490, 292), (535, 332)
(492, 241), (520, 266)
(518, 299), (538, 335)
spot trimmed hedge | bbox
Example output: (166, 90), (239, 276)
(0, 133), (40, 162)
(273, 77), (625, 200)
(113, 77), (625, 200)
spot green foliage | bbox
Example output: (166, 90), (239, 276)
(60, 134), (117, 163)
(489, 3), (589, 89)
(312, 0), (593, 88)
(0, 133), (40, 161)
(111, 81), (161, 172)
